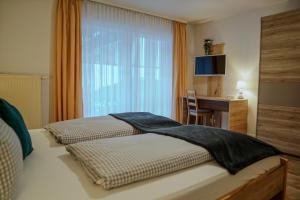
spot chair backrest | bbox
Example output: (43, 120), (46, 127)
(186, 90), (198, 110)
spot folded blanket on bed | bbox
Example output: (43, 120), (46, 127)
(109, 112), (182, 132)
(150, 125), (281, 174)
(45, 116), (140, 144)
(66, 134), (213, 190)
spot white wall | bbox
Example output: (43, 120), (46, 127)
(0, 0), (56, 125)
(187, 0), (300, 136)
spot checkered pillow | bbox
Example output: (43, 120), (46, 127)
(0, 118), (23, 200)
(45, 115), (140, 144)
(66, 133), (213, 189)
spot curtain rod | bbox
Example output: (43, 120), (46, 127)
(87, 0), (187, 23)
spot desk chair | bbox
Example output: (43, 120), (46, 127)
(186, 90), (213, 125)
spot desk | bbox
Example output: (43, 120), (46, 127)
(181, 96), (248, 133)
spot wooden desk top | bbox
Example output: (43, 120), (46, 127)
(182, 96), (248, 102)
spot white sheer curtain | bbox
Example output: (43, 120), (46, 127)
(82, 0), (173, 117)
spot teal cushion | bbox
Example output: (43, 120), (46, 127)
(0, 98), (33, 159)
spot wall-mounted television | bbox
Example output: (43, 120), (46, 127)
(195, 55), (226, 76)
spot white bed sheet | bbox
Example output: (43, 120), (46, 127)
(16, 129), (280, 200)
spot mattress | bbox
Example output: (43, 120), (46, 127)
(16, 129), (281, 200)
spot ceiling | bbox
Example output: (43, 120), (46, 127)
(94, 0), (286, 23)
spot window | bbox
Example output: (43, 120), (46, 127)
(82, 1), (173, 117)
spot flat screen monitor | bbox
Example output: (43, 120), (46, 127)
(195, 55), (226, 76)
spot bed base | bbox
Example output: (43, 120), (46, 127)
(218, 157), (288, 200)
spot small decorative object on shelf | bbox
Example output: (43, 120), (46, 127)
(204, 39), (213, 55)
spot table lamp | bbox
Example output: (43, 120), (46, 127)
(236, 80), (246, 99)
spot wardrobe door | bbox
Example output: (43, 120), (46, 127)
(257, 8), (300, 199)
(257, 9), (300, 156)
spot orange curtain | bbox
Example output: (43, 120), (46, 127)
(54, 0), (83, 122)
(172, 21), (187, 122)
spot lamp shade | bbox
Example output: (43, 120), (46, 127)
(236, 80), (246, 90)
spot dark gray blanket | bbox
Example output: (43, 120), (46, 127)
(150, 125), (281, 174)
(109, 112), (181, 133)
(110, 112), (281, 174)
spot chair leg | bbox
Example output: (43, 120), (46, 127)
(199, 116), (203, 125)
(203, 115), (207, 126)
(187, 114), (190, 125)
(211, 114), (215, 127)
(209, 114), (212, 126)
(195, 115), (198, 125)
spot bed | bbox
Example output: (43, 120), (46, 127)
(16, 129), (287, 200)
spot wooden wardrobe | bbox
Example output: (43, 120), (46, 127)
(257, 9), (300, 200)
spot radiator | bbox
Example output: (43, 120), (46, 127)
(0, 74), (43, 129)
